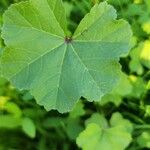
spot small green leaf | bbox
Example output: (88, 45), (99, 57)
(129, 43), (144, 75)
(100, 73), (132, 106)
(100, 94), (122, 106)
(63, 2), (73, 18)
(85, 113), (108, 128)
(147, 80), (150, 90)
(145, 105), (150, 117)
(110, 112), (133, 133)
(65, 118), (83, 140)
(0, 115), (21, 128)
(114, 73), (133, 96)
(129, 75), (146, 98)
(130, 40), (150, 74)
(108, 0), (131, 5)
(145, 0), (150, 13)
(140, 40), (150, 69)
(3, 102), (22, 117)
(137, 132), (150, 148)
(22, 91), (33, 101)
(126, 4), (143, 16)
(142, 21), (150, 34)
(77, 112), (133, 150)
(0, 96), (9, 108)
(22, 117), (36, 138)
(69, 101), (85, 118)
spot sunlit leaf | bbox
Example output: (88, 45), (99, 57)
(142, 21), (150, 34)
(100, 73), (132, 106)
(0, 115), (21, 128)
(85, 113), (108, 128)
(129, 75), (146, 98)
(77, 112), (133, 150)
(69, 101), (85, 118)
(140, 40), (150, 69)
(22, 117), (36, 138)
(137, 132), (150, 148)
(129, 43), (144, 75)
(3, 102), (22, 117)
(147, 80), (150, 90)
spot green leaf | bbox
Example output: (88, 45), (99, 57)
(3, 102), (22, 117)
(22, 91), (34, 101)
(142, 21), (150, 34)
(110, 112), (133, 133)
(144, 105), (150, 117)
(77, 112), (133, 150)
(22, 117), (36, 138)
(126, 4), (143, 16)
(129, 75), (146, 99)
(85, 113), (108, 128)
(147, 80), (150, 90)
(129, 43), (144, 75)
(63, 2), (73, 18)
(134, 0), (143, 4)
(100, 94), (122, 106)
(145, 0), (150, 13)
(137, 132), (150, 148)
(0, 115), (21, 128)
(114, 73), (133, 96)
(140, 40), (150, 69)
(43, 117), (65, 128)
(108, 0), (131, 5)
(65, 118), (84, 140)
(100, 73), (132, 106)
(130, 40), (150, 74)
(69, 101), (85, 118)
(0, 96), (9, 108)
(1, 1), (132, 112)
(0, 36), (2, 49)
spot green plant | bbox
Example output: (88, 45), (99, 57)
(0, 0), (150, 150)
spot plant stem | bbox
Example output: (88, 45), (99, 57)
(134, 124), (150, 129)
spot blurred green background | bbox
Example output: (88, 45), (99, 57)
(0, 0), (150, 150)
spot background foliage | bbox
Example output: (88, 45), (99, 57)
(0, 0), (150, 150)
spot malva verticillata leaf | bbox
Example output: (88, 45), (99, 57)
(1, 0), (132, 113)
(77, 113), (133, 150)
